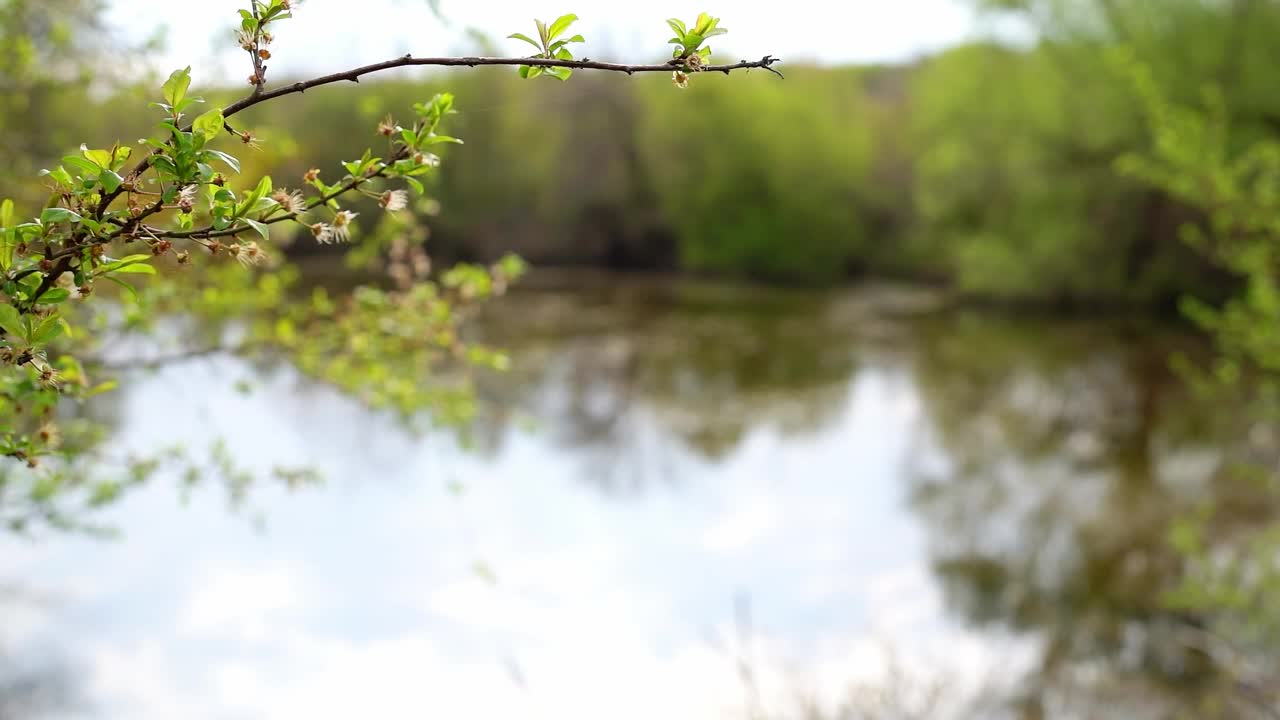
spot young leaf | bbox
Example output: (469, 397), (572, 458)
(31, 316), (65, 345)
(61, 155), (101, 176)
(101, 275), (138, 301)
(34, 288), (70, 305)
(81, 145), (114, 169)
(40, 207), (81, 225)
(0, 304), (24, 340)
(193, 108), (225, 143)
(547, 13), (578, 40)
(162, 67), (193, 110)
(110, 263), (157, 275)
(0, 199), (11, 229)
(204, 150), (242, 173)
(95, 254), (154, 276)
(111, 145), (133, 169)
(242, 218), (271, 241)
(508, 32), (542, 51)
(98, 170), (124, 194)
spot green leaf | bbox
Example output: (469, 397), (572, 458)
(31, 316), (65, 344)
(667, 18), (687, 37)
(162, 67), (193, 110)
(535, 18), (549, 45)
(61, 155), (100, 176)
(0, 231), (12, 272)
(101, 275), (138, 301)
(507, 32), (542, 50)
(547, 13), (578, 40)
(111, 145), (133, 170)
(81, 145), (113, 169)
(34, 288), (70, 305)
(563, 34), (586, 44)
(237, 175), (273, 218)
(44, 166), (74, 188)
(95, 254), (154, 276)
(40, 207), (81, 224)
(193, 108), (225, 143)
(204, 150), (241, 173)
(98, 170), (124, 194)
(0, 199), (11, 229)
(242, 218), (271, 240)
(518, 65), (544, 80)
(0, 304), (24, 339)
(86, 379), (119, 397)
(420, 134), (464, 146)
(693, 12), (716, 35)
(546, 66), (573, 81)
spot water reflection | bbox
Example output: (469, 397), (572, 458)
(0, 584), (78, 720)
(473, 275), (868, 492)
(0, 274), (1264, 717)
(905, 312), (1267, 716)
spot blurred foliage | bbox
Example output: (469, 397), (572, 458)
(27, 0), (1249, 301)
(1110, 33), (1280, 699)
(0, 0), (534, 531)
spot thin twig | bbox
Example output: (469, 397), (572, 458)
(95, 53), (781, 219)
(222, 54), (784, 118)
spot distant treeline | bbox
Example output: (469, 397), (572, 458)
(25, 1), (1280, 305)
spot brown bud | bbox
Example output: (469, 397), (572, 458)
(212, 174), (226, 187)
(152, 239), (172, 256)
(77, 284), (92, 297)
(258, 49), (272, 60)
(176, 250), (191, 265)
(303, 168), (321, 183)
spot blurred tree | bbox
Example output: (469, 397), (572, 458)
(0, 0), (150, 207)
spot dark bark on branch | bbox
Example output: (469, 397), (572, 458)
(221, 54), (784, 118)
(97, 53), (781, 218)
(16, 51), (780, 303)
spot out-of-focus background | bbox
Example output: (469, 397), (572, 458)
(5, 1), (1280, 718)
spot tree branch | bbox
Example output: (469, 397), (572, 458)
(95, 53), (782, 218)
(222, 54), (784, 117)
(147, 146), (410, 242)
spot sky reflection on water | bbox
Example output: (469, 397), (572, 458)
(0, 279), (1228, 718)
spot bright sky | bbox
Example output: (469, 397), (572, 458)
(108, 0), (996, 82)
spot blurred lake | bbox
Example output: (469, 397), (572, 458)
(0, 271), (1246, 719)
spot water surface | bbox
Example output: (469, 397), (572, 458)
(0, 273), (1243, 718)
